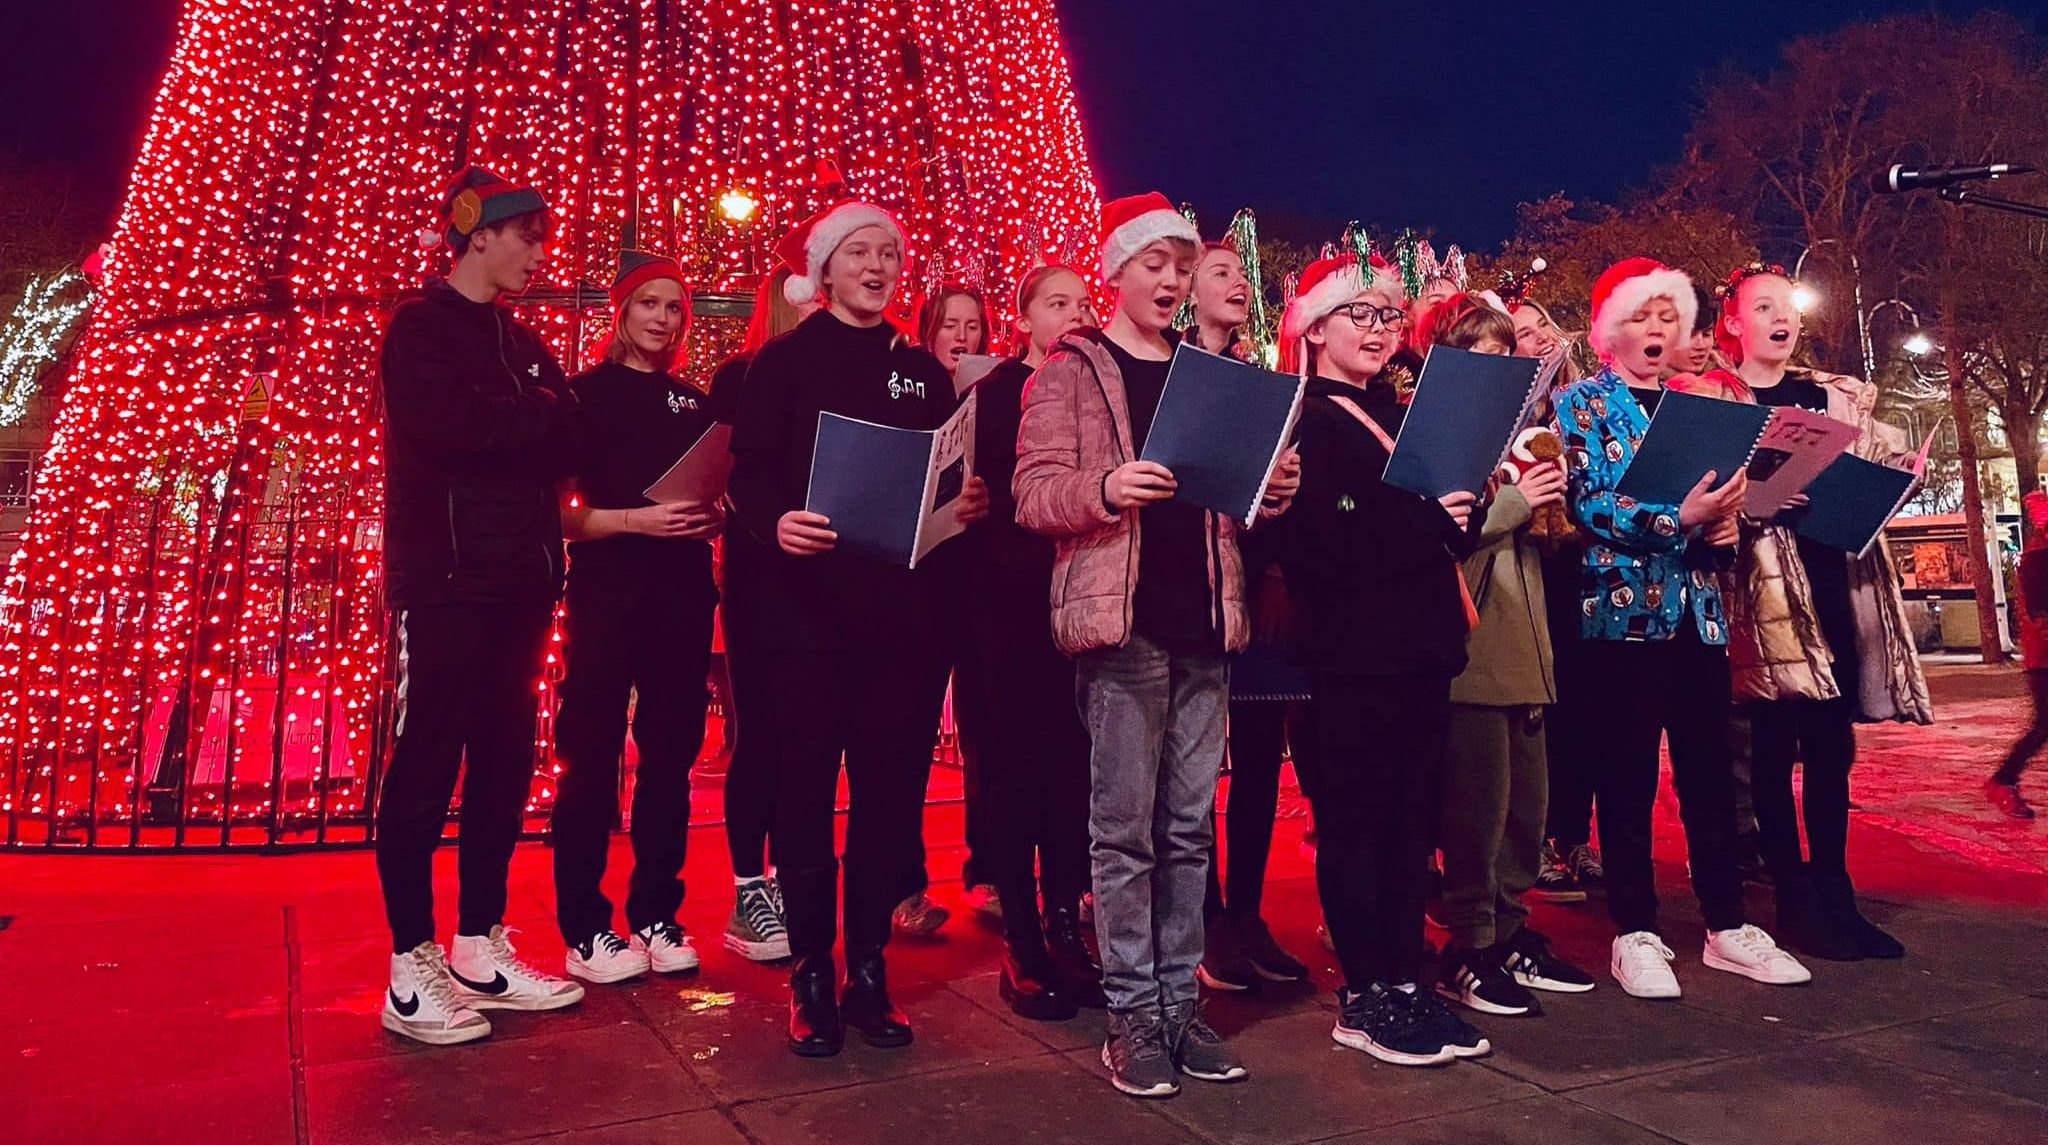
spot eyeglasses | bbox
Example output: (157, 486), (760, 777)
(1331, 303), (1408, 331)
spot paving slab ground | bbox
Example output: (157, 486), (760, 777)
(3, 662), (2043, 1144)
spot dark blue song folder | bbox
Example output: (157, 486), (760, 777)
(1613, 389), (1771, 505)
(1382, 346), (1546, 500)
(1791, 427), (1935, 558)
(803, 396), (977, 568)
(1138, 345), (1303, 526)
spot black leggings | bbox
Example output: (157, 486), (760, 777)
(549, 561), (715, 941)
(1205, 700), (1307, 919)
(767, 632), (952, 962)
(964, 591), (1091, 948)
(719, 537), (779, 881)
(1747, 693), (1856, 880)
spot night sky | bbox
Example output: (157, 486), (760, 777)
(1, 1), (2027, 247)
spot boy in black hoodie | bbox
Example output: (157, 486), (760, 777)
(375, 167), (585, 1046)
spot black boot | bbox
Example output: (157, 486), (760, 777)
(788, 956), (844, 1057)
(1000, 946), (1079, 1021)
(1043, 902), (1107, 1009)
(1774, 865), (1862, 961)
(1816, 870), (1905, 960)
(840, 953), (914, 1047)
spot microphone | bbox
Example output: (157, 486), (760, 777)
(1871, 162), (2037, 194)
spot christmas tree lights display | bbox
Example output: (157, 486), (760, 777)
(0, 0), (1102, 848)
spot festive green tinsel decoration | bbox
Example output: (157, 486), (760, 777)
(1340, 221), (1376, 287)
(1392, 230), (1425, 301)
(1226, 208), (1272, 353)
(1171, 203), (1202, 331)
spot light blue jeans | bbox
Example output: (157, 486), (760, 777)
(1075, 634), (1229, 1012)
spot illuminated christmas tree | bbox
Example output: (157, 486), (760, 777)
(0, 0), (1102, 847)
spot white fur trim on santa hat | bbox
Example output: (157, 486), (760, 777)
(1099, 209), (1200, 281)
(1590, 267), (1695, 357)
(1279, 263), (1401, 348)
(784, 201), (905, 307)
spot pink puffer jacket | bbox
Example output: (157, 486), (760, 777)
(1012, 333), (1254, 657)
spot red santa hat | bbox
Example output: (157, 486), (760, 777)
(1098, 192), (1200, 281)
(773, 200), (907, 307)
(1279, 254), (1401, 349)
(1588, 257), (1696, 358)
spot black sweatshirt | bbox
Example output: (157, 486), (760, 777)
(1277, 375), (1479, 677)
(564, 361), (718, 586)
(967, 357), (1056, 599)
(727, 309), (962, 648)
(380, 278), (578, 610)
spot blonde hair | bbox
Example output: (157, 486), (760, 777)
(605, 279), (687, 371)
(746, 266), (809, 351)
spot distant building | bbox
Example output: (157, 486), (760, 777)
(0, 393), (53, 564)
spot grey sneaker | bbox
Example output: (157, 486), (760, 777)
(1528, 842), (1586, 904)
(1101, 1008), (1180, 1098)
(1163, 998), (1248, 1082)
(1568, 843), (1605, 889)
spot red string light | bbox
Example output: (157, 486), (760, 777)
(0, 0), (1101, 846)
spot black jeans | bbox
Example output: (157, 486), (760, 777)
(375, 601), (555, 954)
(549, 560), (715, 942)
(1996, 669), (2048, 784)
(767, 632), (951, 962)
(719, 537), (778, 881)
(1205, 700), (1306, 919)
(1301, 671), (1451, 989)
(964, 589), (1091, 945)
(1584, 626), (1747, 936)
(1747, 690), (1856, 880)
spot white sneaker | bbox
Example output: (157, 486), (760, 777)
(566, 929), (650, 984)
(632, 921), (701, 974)
(383, 942), (492, 1045)
(1703, 924), (1813, 986)
(450, 926), (587, 1011)
(1610, 931), (1681, 999)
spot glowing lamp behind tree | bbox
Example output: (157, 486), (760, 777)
(719, 189), (759, 225)
(1791, 283), (1820, 313)
(1903, 332), (1935, 357)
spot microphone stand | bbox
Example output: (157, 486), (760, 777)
(1938, 184), (2048, 221)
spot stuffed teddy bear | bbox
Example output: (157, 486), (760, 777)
(1496, 426), (1574, 541)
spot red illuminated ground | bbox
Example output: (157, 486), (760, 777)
(2, 662), (2043, 1144)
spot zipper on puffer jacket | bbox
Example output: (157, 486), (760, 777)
(1086, 351), (1137, 647)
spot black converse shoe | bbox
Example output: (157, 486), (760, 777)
(1502, 928), (1597, 994)
(1437, 946), (1535, 1015)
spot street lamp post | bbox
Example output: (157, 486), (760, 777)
(1794, 238), (1870, 378)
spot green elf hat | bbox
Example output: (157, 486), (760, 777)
(440, 165), (548, 248)
(610, 248), (686, 310)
